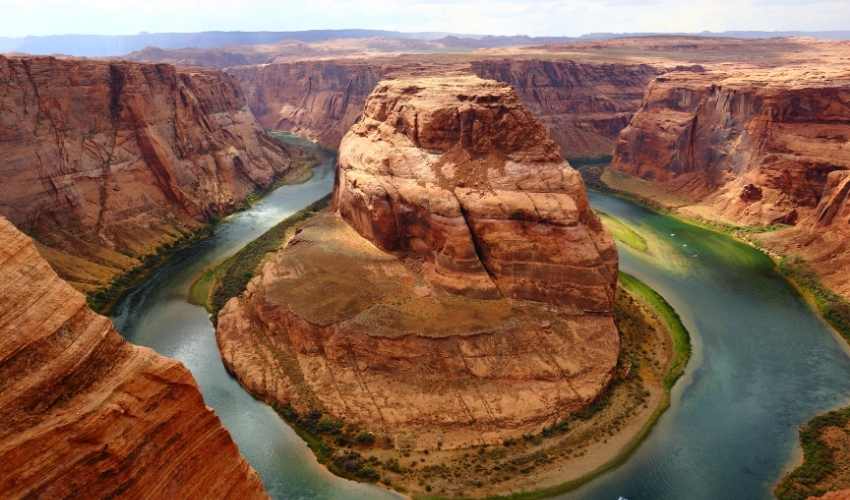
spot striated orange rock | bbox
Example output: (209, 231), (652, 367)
(0, 217), (267, 499)
(230, 60), (385, 148)
(470, 59), (659, 159)
(335, 75), (618, 309)
(612, 67), (850, 226)
(217, 75), (619, 451)
(610, 65), (850, 298)
(0, 55), (293, 291)
(230, 57), (659, 160)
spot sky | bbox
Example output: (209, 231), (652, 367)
(1, 0), (849, 38)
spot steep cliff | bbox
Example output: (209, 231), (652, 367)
(609, 66), (850, 297)
(0, 217), (267, 499)
(217, 75), (619, 451)
(470, 59), (659, 159)
(229, 60), (385, 148)
(230, 57), (660, 159)
(0, 55), (293, 292)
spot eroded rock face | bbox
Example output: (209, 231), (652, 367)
(229, 61), (385, 148)
(0, 217), (267, 499)
(612, 67), (850, 226)
(0, 55), (292, 291)
(230, 58), (659, 160)
(335, 75), (618, 310)
(470, 59), (659, 160)
(611, 66), (850, 299)
(217, 75), (619, 450)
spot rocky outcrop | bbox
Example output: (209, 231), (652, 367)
(0, 217), (267, 499)
(470, 59), (659, 159)
(611, 67), (850, 226)
(230, 58), (659, 159)
(335, 75), (618, 309)
(0, 55), (293, 291)
(610, 66), (850, 298)
(217, 75), (619, 451)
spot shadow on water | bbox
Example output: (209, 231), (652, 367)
(562, 191), (850, 500)
(110, 140), (398, 500)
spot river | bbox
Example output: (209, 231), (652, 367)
(110, 142), (850, 499)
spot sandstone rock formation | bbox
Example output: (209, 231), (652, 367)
(217, 75), (619, 451)
(610, 65), (850, 298)
(229, 61), (385, 148)
(0, 55), (293, 291)
(0, 216), (267, 499)
(229, 58), (659, 159)
(470, 59), (659, 159)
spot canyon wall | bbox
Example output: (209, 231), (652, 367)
(0, 216), (267, 499)
(217, 75), (619, 451)
(0, 55), (293, 292)
(610, 67), (850, 297)
(470, 59), (659, 159)
(229, 58), (659, 160)
(229, 61), (385, 148)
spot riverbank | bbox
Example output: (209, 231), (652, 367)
(87, 133), (321, 315)
(200, 190), (692, 498)
(189, 194), (331, 316)
(581, 164), (850, 500)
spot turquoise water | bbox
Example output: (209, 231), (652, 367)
(110, 148), (850, 500)
(111, 138), (397, 500)
(563, 191), (850, 500)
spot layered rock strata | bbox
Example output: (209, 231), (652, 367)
(470, 59), (659, 159)
(610, 66), (850, 298)
(0, 217), (267, 499)
(229, 58), (659, 159)
(0, 55), (292, 291)
(218, 75), (619, 450)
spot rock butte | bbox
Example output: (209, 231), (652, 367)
(0, 55), (294, 292)
(0, 217), (267, 499)
(217, 74), (620, 450)
(610, 65), (850, 299)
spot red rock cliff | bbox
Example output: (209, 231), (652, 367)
(217, 75), (619, 451)
(611, 66), (850, 298)
(0, 55), (293, 291)
(0, 217), (267, 499)
(470, 59), (659, 159)
(230, 58), (659, 160)
(229, 60), (385, 148)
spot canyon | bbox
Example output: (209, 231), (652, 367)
(0, 216), (266, 498)
(609, 63), (850, 300)
(2, 31), (850, 500)
(0, 55), (297, 294)
(228, 56), (659, 160)
(216, 74), (621, 453)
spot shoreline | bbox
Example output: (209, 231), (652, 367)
(88, 133), (321, 316)
(590, 167), (850, 500)
(203, 190), (693, 500)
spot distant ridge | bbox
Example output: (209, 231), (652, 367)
(0, 29), (451, 57)
(1, 29), (848, 58)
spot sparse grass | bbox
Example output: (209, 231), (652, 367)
(202, 195), (332, 317)
(597, 211), (649, 254)
(775, 406), (850, 500)
(87, 225), (214, 314)
(619, 272), (691, 389)
(779, 256), (850, 343)
(417, 273), (691, 500)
